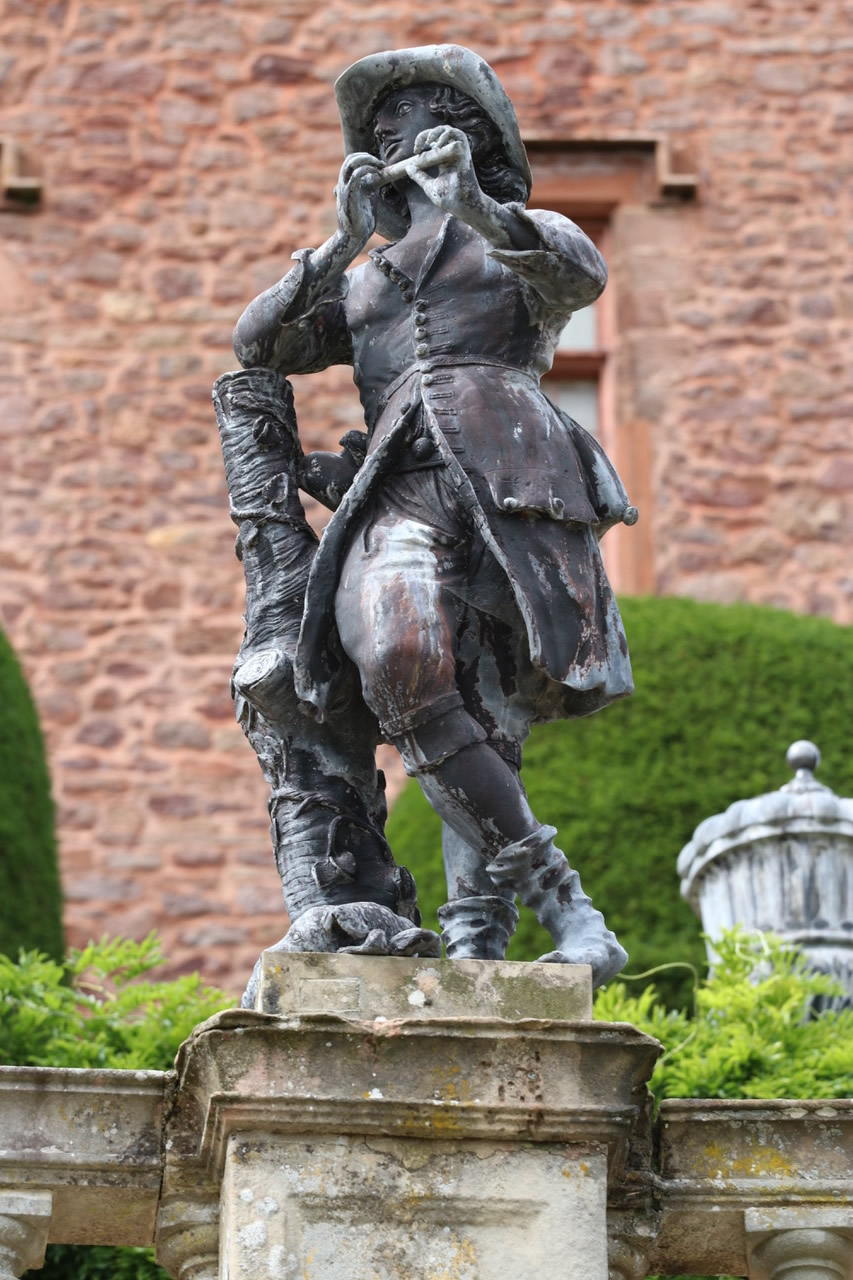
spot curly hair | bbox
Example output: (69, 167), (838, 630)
(374, 84), (529, 233)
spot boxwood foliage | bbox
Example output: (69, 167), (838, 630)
(597, 930), (853, 1104)
(386, 597), (853, 1006)
(0, 628), (63, 961)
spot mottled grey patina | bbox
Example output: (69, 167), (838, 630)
(216, 45), (637, 988)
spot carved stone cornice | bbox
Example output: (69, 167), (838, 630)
(650, 1098), (853, 1276)
(0, 1066), (165, 1247)
(165, 1007), (660, 1185)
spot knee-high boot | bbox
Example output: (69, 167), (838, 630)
(437, 895), (520, 960)
(485, 825), (628, 988)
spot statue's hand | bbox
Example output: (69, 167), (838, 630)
(335, 152), (383, 247)
(405, 126), (482, 219)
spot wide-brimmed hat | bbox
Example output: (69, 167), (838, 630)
(335, 44), (532, 240)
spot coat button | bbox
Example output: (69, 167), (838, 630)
(412, 437), (435, 460)
(503, 497), (519, 511)
(415, 326), (427, 339)
(421, 374), (434, 385)
(402, 290), (414, 302)
(416, 343), (429, 357)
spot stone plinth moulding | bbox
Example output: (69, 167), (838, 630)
(678, 740), (853, 1001)
(160, 954), (659, 1280)
(746, 1208), (853, 1280)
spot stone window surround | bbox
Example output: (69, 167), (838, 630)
(527, 138), (698, 597)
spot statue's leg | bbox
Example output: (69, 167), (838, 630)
(395, 708), (627, 982)
(335, 508), (542, 851)
(438, 825), (518, 960)
(335, 503), (625, 983)
(485, 826), (628, 987)
(454, 574), (629, 987)
(336, 507), (526, 959)
(213, 369), (440, 975)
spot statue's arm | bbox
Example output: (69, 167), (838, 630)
(232, 249), (353, 374)
(402, 126), (606, 311)
(486, 206), (608, 312)
(233, 152), (384, 373)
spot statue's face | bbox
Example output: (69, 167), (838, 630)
(372, 87), (444, 163)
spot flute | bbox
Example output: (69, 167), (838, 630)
(372, 141), (462, 187)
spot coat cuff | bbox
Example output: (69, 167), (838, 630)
(487, 205), (607, 312)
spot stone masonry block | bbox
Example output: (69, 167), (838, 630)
(255, 951), (593, 1021)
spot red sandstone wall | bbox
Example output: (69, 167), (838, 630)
(0, 0), (850, 992)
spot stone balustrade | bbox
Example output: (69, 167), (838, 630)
(0, 955), (850, 1278)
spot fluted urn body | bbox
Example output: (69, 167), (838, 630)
(678, 742), (853, 1001)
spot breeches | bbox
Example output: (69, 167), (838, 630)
(334, 469), (536, 766)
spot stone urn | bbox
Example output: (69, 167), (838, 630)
(677, 741), (853, 1001)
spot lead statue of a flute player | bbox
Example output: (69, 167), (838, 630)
(217, 45), (638, 990)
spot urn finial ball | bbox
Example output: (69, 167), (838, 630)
(786, 739), (821, 776)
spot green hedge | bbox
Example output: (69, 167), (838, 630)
(387, 597), (853, 1006)
(0, 629), (63, 961)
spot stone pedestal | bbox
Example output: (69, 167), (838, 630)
(222, 1135), (607, 1280)
(157, 954), (659, 1280)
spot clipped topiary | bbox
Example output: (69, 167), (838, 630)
(386, 597), (853, 1005)
(0, 628), (63, 961)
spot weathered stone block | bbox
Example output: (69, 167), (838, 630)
(255, 951), (593, 1021)
(0, 1067), (165, 1248)
(222, 1134), (608, 1280)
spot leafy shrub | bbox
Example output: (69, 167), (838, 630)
(0, 628), (63, 961)
(36, 1245), (165, 1280)
(0, 936), (231, 1280)
(387, 597), (853, 1005)
(0, 934), (230, 1070)
(596, 930), (853, 1103)
(597, 931), (853, 1280)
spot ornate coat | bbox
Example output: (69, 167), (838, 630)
(233, 205), (635, 723)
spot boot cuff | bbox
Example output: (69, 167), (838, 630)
(485, 824), (558, 886)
